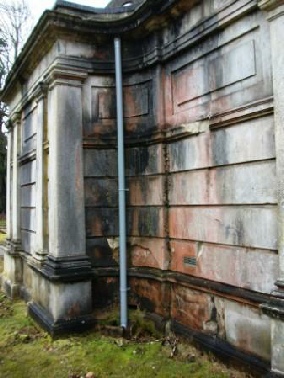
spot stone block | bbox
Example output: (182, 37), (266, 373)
(169, 170), (209, 205)
(171, 241), (246, 287)
(31, 269), (49, 310)
(170, 241), (278, 294)
(128, 176), (165, 206)
(169, 133), (210, 172)
(85, 178), (118, 207)
(210, 116), (275, 166)
(126, 144), (163, 176)
(84, 149), (117, 177)
(245, 250), (278, 293)
(224, 301), (271, 361)
(170, 240), (198, 276)
(86, 208), (118, 237)
(86, 237), (118, 267)
(169, 160), (277, 205)
(128, 207), (166, 237)
(169, 206), (277, 249)
(171, 284), (210, 331)
(271, 318), (284, 374)
(129, 237), (169, 270)
(129, 277), (170, 318)
(49, 281), (92, 321)
(92, 276), (119, 308)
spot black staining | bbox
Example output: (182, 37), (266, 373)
(85, 208), (118, 237)
(84, 149), (117, 177)
(92, 277), (119, 308)
(211, 129), (229, 166)
(169, 140), (195, 172)
(127, 208), (160, 237)
(87, 238), (118, 268)
(224, 215), (245, 247)
(126, 147), (150, 176)
(85, 178), (118, 208)
(138, 208), (159, 237)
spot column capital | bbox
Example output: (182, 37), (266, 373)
(258, 0), (284, 11)
(34, 81), (49, 102)
(45, 63), (87, 89)
(10, 111), (21, 126)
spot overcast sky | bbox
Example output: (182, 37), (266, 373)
(26, 0), (111, 24)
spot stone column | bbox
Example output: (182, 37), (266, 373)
(5, 126), (12, 241)
(2, 113), (23, 297)
(11, 113), (21, 245)
(28, 67), (93, 334)
(34, 83), (48, 261)
(259, 1), (284, 375)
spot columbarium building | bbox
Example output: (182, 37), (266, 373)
(1, 0), (284, 375)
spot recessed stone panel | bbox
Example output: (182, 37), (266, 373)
(21, 184), (36, 208)
(92, 81), (150, 120)
(21, 208), (36, 232)
(172, 40), (256, 113)
(21, 161), (36, 185)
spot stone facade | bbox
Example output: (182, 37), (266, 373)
(1, 0), (284, 375)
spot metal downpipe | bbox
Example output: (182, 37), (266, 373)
(114, 37), (128, 329)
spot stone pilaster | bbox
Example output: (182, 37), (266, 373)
(28, 67), (93, 334)
(2, 112), (23, 298)
(34, 83), (49, 261)
(5, 126), (12, 241)
(258, 1), (284, 375)
(11, 112), (21, 245)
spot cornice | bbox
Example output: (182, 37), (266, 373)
(258, 0), (284, 10)
(1, 0), (258, 102)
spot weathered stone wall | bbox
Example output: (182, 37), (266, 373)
(1, 0), (284, 374)
(80, 2), (279, 366)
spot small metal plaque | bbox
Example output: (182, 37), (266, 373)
(183, 256), (197, 267)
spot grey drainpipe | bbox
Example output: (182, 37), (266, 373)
(114, 37), (128, 329)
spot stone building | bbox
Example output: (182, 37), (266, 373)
(1, 0), (284, 375)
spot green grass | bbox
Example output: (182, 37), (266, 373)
(0, 232), (6, 244)
(0, 294), (249, 378)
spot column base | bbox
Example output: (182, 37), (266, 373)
(40, 255), (93, 282)
(1, 240), (23, 299)
(1, 278), (21, 298)
(28, 301), (95, 336)
(26, 255), (94, 336)
(261, 295), (284, 376)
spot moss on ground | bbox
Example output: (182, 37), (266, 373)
(0, 295), (252, 378)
